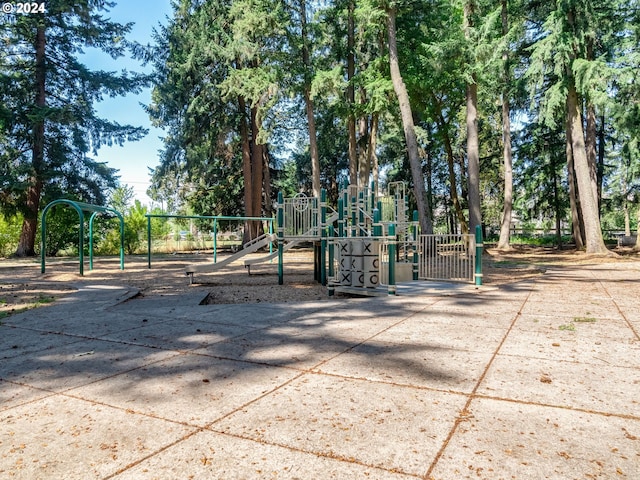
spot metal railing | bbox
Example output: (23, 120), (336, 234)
(418, 234), (476, 283)
(281, 193), (320, 239)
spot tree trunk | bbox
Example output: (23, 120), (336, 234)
(634, 208), (640, 252)
(466, 79), (481, 231)
(369, 112), (379, 197)
(585, 38), (600, 215)
(551, 155), (562, 249)
(250, 105), (264, 238)
(566, 82), (608, 254)
(347, 0), (357, 186)
(387, 8), (432, 234)
(623, 200), (630, 237)
(239, 96), (253, 245)
(433, 96), (467, 234)
(566, 116), (584, 249)
(597, 111), (605, 208)
(300, 0), (321, 198)
(262, 146), (273, 217)
(357, 103), (370, 189)
(497, 0), (513, 251)
(464, 2), (481, 231)
(585, 101), (599, 214)
(304, 89), (321, 198)
(15, 25), (46, 257)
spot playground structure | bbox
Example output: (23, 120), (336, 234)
(40, 199), (125, 276)
(145, 214), (275, 271)
(182, 181), (483, 295)
(38, 184), (481, 291)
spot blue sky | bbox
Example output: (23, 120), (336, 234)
(82, 0), (173, 206)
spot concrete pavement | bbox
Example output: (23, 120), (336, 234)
(1, 262), (639, 479)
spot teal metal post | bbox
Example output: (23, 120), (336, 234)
(388, 224), (396, 295)
(268, 219), (274, 258)
(475, 225), (483, 286)
(277, 192), (284, 285)
(213, 218), (218, 264)
(337, 197), (344, 238)
(370, 180), (376, 211)
(412, 210), (419, 280)
(328, 219), (335, 296)
(358, 191), (364, 235)
(351, 196), (357, 237)
(147, 215), (152, 269)
(373, 207), (381, 236)
(89, 211), (97, 271)
(342, 188), (348, 235)
(78, 215), (85, 276)
(320, 189), (327, 285)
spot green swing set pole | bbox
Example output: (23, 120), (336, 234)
(89, 212), (98, 271)
(147, 215), (152, 268)
(475, 224), (483, 286)
(41, 200), (124, 276)
(78, 215), (85, 276)
(213, 218), (218, 264)
(277, 192), (284, 285)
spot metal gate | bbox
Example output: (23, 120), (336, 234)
(418, 234), (476, 283)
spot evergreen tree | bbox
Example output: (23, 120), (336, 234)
(0, 0), (148, 256)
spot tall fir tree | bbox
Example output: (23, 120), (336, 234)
(0, 0), (148, 256)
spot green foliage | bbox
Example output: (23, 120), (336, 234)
(0, 214), (22, 257)
(142, 0), (640, 244)
(0, 0), (150, 254)
(42, 206), (82, 256)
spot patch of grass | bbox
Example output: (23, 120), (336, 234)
(559, 323), (576, 331)
(573, 316), (597, 323)
(34, 295), (55, 305)
(492, 260), (527, 267)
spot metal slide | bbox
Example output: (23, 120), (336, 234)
(185, 233), (276, 280)
(243, 212), (339, 269)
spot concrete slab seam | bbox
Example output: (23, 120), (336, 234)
(423, 285), (536, 479)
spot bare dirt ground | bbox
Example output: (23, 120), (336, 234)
(1, 245), (638, 319)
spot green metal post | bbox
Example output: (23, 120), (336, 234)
(40, 210), (47, 274)
(358, 191), (364, 235)
(89, 211), (98, 270)
(78, 212), (85, 276)
(475, 224), (483, 286)
(118, 213), (124, 270)
(268, 218), (274, 258)
(351, 196), (357, 237)
(147, 215), (152, 269)
(117, 211), (125, 271)
(328, 217), (335, 296)
(320, 189), (327, 285)
(342, 188), (348, 234)
(213, 218), (218, 264)
(412, 210), (419, 280)
(388, 223), (396, 295)
(337, 197), (344, 238)
(278, 192), (284, 285)
(370, 180), (376, 211)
